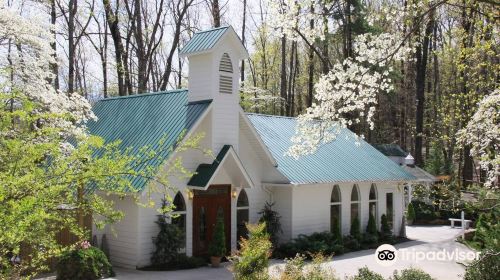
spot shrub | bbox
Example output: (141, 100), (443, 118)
(331, 217), (342, 241)
(57, 246), (114, 280)
(411, 201), (437, 221)
(232, 223), (272, 280)
(366, 213), (378, 235)
(380, 214), (391, 235)
(208, 217), (226, 257)
(350, 217), (361, 240)
(390, 268), (434, 280)
(473, 213), (486, 244)
(464, 250), (500, 280)
(361, 233), (379, 249)
(139, 255), (206, 271)
(406, 203), (416, 222)
(259, 202), (282, 247)
(349, 267), (384, 280)
(151, 212), (183, 265)
(276, 253), (338, 280)
(343, 235), (360, 251)
(274, 232), (344, 258)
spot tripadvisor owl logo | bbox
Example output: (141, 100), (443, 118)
(375, 244), (397, 267)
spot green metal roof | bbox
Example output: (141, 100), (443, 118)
(373, 144), (408, 157)
(187, 145), (231, 187)
(246, 114), (415, 184)
(180, 26), (229, 55)
(87, 90), (211, 191)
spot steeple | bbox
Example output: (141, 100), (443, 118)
(180, 26), (248, 152)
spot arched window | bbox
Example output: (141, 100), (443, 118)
(351, 184), (360, 224)
(219, 53), (233, 94)
(369, 184), (378, 224)
(172, 192), (186, 250)
(237, 190), (249, 242)
(330, 185), (342, 235)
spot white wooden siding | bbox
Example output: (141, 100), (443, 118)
(93, 195), (140, 268)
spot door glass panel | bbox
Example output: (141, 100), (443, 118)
(199, 206), (206, 241)
(217, 206), (224, 220)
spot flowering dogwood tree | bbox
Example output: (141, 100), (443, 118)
(0, 4), (204, 277)
(458, 89), (500, 188)
(267, 1), (414, 158)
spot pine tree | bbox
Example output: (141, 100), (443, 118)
(366, 213), (378, 235)
(350, 216), (361, 240)
(151, 202), (182, 265)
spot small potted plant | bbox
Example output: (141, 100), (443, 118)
(208, 217), (226, 268)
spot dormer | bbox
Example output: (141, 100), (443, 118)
(180, 26), (248, 153)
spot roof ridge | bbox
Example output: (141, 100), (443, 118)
(99, 89), (188, 102)
(188, 99), (212, 105)
(246, 113), (297, 120)
(194, 25), (229, 34)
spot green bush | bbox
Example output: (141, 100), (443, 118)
(232, 223), (272, 280)
(350, 217), (361, 240)
(349, 267), (384, 280)
(411, 201), (437, 221)
(464, 250), (500, 280)
(406, 203), (416, 221)
(277, 253), (338, 280)
(379, 214), (394, 243)
(259, 202), (282, 247)
(140, 255), (206, 271)
(151, 213), (183, 265)
(208, 217), (226, 257)
(390, 268), (434, 280)
(366, 213), (378, 235)
(275, 232), (344, 258)
(361, 233), (379, 249)
(343, 235), (360, 251)
(57, 246), (114, 280)
(331, 217), (342, 241)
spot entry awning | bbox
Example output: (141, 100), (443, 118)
(187, 145), (254, 189)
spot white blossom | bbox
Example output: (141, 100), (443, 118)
(458, 89), (500, 188)
(267, 0), (329, 41)
(0, 3), (96, 141)
(287, 32), (413, 158)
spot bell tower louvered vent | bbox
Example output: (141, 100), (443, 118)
(219, 53), (233, 73)
(219, 53), (233, 94)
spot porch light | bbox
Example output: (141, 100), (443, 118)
(232, 189), (238, 198)
(187, 189), (194, 200)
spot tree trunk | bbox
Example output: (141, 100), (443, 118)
(50, 0), (59, 90)
(343, 0), (353, 59)
(134, 0), (147, 93)
(306, 4), (314, 108)
(240, 0), (247, 83)
(414, 10), (434, 167)
(280, 36), (287, 116)
(103, 0), (127, 96)
(211, 0), (221, 27)
(67, 0), (77, 93)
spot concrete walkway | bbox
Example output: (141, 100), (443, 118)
(108, 225), (476, 280)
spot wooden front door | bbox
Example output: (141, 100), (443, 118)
(192, 185), (231, 257)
